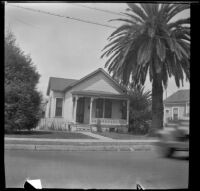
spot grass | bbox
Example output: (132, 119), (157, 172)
(5, 130), (96, 139)
(92, 131), (151, 140)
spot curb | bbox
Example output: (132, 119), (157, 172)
(5, 144), (156, 151)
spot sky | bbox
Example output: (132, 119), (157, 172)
(5, 2), (190, 100)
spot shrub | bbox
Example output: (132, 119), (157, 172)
(5, 30), (42, 133)
(128, 83), (152, 135)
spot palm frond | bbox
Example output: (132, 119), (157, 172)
(107, 24), (132, 42)
(109, 18), (138, 25)
(166, 4), (190, 23)
(156, 38), (166, 62)
(123, 12), (144, 24)
(127, 3), (148, 21)
(168, 18), (190, 29)
(137, 38), (152, 66)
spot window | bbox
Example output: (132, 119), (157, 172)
(95, 99), (103, 118)
(104, 99), (112, 118)
(55, 98), (63, 117)
(121, 100), (127, 119)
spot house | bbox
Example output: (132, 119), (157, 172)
(163, 89), (190, 124)
(44, 68), (130, 132)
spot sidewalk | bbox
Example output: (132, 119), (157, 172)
(5, 137), (158, 143)
(5, 135), (158, 151)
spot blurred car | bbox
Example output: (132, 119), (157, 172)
(156, 126), (189, 158)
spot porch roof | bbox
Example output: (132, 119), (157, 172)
(71, 90), (129, 100)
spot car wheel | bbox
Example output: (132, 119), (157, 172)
(159, 146), (174, 158)
(165, 147), (175, 158)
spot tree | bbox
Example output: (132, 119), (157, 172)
(128, 82), (152, 134)
(101, 3), (190, 131)
(5, 30), (42, 133)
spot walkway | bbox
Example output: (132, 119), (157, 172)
(80, 132), (113, 140)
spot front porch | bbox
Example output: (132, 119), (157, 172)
(72, 90), (129, 131)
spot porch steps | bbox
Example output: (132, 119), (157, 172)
(71, 124), (91, 132)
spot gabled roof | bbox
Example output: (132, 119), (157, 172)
(47, 68), (127, 96)
(164, 89), (190, 104)
(64, 68), (127, 94)
(46, 77), (78, 95)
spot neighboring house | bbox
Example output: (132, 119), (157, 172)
(163, 89), (190, 124)
(45, 68), (130, 131)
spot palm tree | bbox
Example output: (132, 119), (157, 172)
(101, 3), (190, 131)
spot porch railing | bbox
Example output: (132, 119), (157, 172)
(37, 118), (69, 131)
(91, 118), (127, 125)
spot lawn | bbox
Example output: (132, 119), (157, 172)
(5, 130), (96, 139)
(92, 132), (151, 140)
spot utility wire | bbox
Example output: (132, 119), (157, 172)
(8, 4), (118, 29)
(7, 4), (190, 43)
(71, 3), (125, 16)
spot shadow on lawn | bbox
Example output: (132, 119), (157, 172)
(5, 130), (53, 135)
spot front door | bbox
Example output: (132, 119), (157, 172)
(173, 108), (179, 121)
(76, 97), (85, 123)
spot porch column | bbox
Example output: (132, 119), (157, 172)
(185, 102), (187, 116)
(73, 96), (79, 123)
(89, 97), (94, 124)
(126, 99), (130, 125)
(103, 98), (105, 118)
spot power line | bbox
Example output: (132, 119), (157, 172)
(7, 4), (118, 29)
(7, 4), (190, 43)
(71, 3), (125, 16)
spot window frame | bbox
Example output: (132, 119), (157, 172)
(55, 97), (63, 117)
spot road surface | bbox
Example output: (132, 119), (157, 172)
(5, 150), (188, 189)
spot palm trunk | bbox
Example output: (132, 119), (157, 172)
(151, 73), (164, 132)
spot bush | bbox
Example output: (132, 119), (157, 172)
(128, 110), (151, 135)
(127, 83), (152, 135)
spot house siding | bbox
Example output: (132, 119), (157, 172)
(47, 91), (65, 118)
(164, 102), (188, 123)
(71, 72), (122, 94)
(63, 91), (73, 121)
(84, 74), (120, 94)
(49, 90), (54, 118)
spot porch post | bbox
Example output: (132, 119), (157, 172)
(73, 96), (79, 123)
(126, 99), (130, 125)
(185, 102), (187, 116)
(103, 98), (105, 118)
(89, 97), (94, 124)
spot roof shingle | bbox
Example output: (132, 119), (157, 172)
(47, 77), (78, 95)
(164, 89), (190, 104)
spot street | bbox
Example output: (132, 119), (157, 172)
(5, 150), (189, 189)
